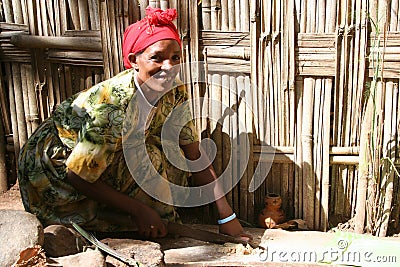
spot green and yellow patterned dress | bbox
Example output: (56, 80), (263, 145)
(18, 69), (198, 231)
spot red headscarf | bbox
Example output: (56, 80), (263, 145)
(122, 6), (182, 69)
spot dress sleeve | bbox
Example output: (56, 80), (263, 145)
(65, 102), (125, 183)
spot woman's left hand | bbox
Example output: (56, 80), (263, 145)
(218, 218), (253, 242)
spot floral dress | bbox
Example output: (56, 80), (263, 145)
(18, 69), (198, 231)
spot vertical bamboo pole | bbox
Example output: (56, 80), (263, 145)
(78, 0), (90, 30)
(227, 0), (235, 30)
(390, 83), (400, 230)
(169, 0), (177, 11)
(0, 113), (7, 192)
(307, 0), (316, 32)
(378, 81), (395, 237)
(326, 0), (337, 32)
(68, 0), (81, 30)
(237, 75), (248, 220)
(160, 0), (168, 9)
(3, 0), (14, 22)
(12, 64), (28, 148)
(221, 0), (228, 31)
(211, 73), (223, 178)
(39, 0), (49, 35)
(288, 0), (296, 145)
(0, 63), (8, 192)
(313, 78), (322, 230)
(100, 0), (112, 79)
(56, 66), (67, 101)
(280, 0), (288, 146)
(149, 0), (160, 8)
(245, 76), (254, 221)
(321, 78), (332, 231)
(6, 64), (20, 162)
(241, 0), (250, 31)
(138, 0), (147, 18)
(53, 0), (61, 36)
(25, 65), (39, 133)
(51, 66), (62, 106)
(201, 65), (212, 222)
(302, 77), (315, 229)
(235, 0), (240, 31)
(89, 0), (101, 30)
(64, 66), (73, 97)
(351, 0), (369, 232)
(20, 0), (28, 25)
(317, 0), (326, 33)
(202, 0), (211, 30)
(109, 0), (122, 73)
(250, 0), (260, 220)
(26, 0), (38, 35)
(21, 65), (32, 137)
(44, 65), (54, 114)
(350, 0), (362, 146)
(35, 0), (43, 35)
(211, 0), (220, 30)
(59, 0), (68, 33)
(221, 74), (232, 206)
(45, 0), (56, 35)
(398, 0), (400, 31)
(128, 0), (140, 24)
(116, 0), (125, 70)
(230, 75), (239, 213)
(11, 0), (23, 23)
(390, 0), (398, 30)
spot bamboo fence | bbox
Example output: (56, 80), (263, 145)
(0, 0), (399, 235)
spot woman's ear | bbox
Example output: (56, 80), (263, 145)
(127, 53), (138, 70)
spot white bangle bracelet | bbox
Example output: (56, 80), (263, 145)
(217, 213), (236, 225)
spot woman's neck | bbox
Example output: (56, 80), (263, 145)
(134, 76), (158, 105)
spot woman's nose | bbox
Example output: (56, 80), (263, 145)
(161, 60), (173, 70)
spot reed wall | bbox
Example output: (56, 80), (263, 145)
(0, 0), (399, 236)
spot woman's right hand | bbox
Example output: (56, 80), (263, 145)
(131, 204), (167, 238)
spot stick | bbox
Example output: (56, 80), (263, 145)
(302, 77), (315, 229)
(10, 34), (102, 51)
(68, 0), (81, 30)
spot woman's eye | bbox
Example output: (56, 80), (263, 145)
(172, 55), (181, 61)
(150, 55), (161, 62)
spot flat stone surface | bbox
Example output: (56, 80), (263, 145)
(161, 225), (333, 266)
(102, 238), (164, 267)
(0, 210), (44, 267)
(48, 248), (105, 267)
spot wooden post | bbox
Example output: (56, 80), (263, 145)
(0, 69), (8, 192)
(68, 0), (81, 30)
(321, 78), (332, 231)
(302, 77), (315, 230)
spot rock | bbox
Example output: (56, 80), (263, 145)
(102, 238), (164, 267)
(12, 245), (47, 267)
(0, 210), (44, 267)
(43, 225), (86, 257)
(48, 248), (106, 267)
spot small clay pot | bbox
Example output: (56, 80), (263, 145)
(258, 193), (286, 228)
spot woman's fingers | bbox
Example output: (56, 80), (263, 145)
(141, 223), (168, 238)
(236, 232), (253, 242)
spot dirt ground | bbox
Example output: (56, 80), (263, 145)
(0, 184), (24, 211)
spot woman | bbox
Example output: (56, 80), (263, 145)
(18, 6), (250, 240)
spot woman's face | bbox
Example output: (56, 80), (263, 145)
(129, 39), (181, 95)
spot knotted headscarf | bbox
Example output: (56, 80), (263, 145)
(123, 6), (182, 69)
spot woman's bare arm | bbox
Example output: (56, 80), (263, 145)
(180, 141), (252, 239)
